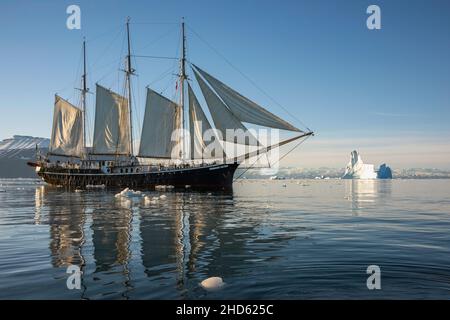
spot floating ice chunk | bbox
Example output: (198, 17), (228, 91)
(342, 150), (377, 179)
(86, 184), (105, 189)
(377, 163), (393, 179)
(155, 185), (174, 191)
(144, 195), (158, 205)
(200, 277), (225, 291)
(116, 188), (144, 198)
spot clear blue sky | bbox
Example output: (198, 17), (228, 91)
(1, 0), (449, 168)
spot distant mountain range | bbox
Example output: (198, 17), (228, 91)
(0, 135), (449, 179)
(240, 167), (450, 180)
(0, 135), (49, 178)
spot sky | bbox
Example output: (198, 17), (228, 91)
(0, 0), (449, 169)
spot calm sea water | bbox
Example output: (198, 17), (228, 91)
(0, 178), (449, 299)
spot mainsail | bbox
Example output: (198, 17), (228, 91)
(92, 84), (131, 155)
(193, 65), (301, 132)
(49, 95), (83, 157)
(193, 68), (259, 146)
(138, 88), (181, 159)
(188, 84), (225, 160)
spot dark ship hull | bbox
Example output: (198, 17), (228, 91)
(36, 162), (239, 191)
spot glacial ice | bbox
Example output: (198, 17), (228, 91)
(377, 163), (393, 179)
(342, 150), (378, 179)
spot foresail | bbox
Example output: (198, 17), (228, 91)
(49, 95), (83, 157)
(92, 84), (131, 155)
(193, 65), (301, 132)
(193, 68), (259, 146)
(188, 84), (225, 160)
(138, 88), (181, 159)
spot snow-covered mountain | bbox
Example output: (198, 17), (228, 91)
(0, 135), (49, 177)
(0, 135), (49, 157)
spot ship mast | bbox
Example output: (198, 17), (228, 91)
(81, 38), (88, 156)
(179, 18), (187, 160)
(126, 17), (135, 156)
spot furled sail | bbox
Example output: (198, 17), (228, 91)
(188, 84), (225, 160)
(193, 65), (301, 132)
(49, 95), (83, 157)
(138, 88), (181, 159)
(92, 84), (131, 155)
(193, 68), (259, 146)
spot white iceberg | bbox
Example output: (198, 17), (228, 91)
(115, 188), (144, 198)
(199, 277), (225, 291)
(342, 150), (377, 180)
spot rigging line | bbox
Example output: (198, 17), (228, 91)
(130, 22), (178, 25)
(233, 135), (311, 182)
(233, 152), (267, 182)
(186, 24), (312, 132)
(89, 28), (124, 70)
(85, 24), (123, 44)
(133, 55), (178, 60)
(131, 70), (142, 144)
(146, 65), (176, 87)
(270, 134), (311, 168)
(135, 24), (178, 51)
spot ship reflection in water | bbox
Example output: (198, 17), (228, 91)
(0, 179), (450, 299)
(33, 184), (290, 299)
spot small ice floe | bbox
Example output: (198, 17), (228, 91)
(144, 195), (158, 205)
(159, 194), (167, 200)
(86, 184), (105, 189)
(115, 187), (144, 199)
(200, 277), (225, 291)
(155, 185), (174, 191)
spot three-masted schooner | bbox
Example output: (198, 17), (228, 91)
(29, 19), (313, 190)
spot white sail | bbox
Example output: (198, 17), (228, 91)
(188, 84), (225, 160)
(138, 88), (181, 159)
(92, 84), (131, 155)
(49, 95), (83, 157)
(194, 65), (301, 132)
(193, 68), (259, 146)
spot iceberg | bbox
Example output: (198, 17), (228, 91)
(342, 150), (377, 179)
(377, 163), (393, 179)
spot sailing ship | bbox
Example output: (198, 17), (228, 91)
(29, 19), (313, 191)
